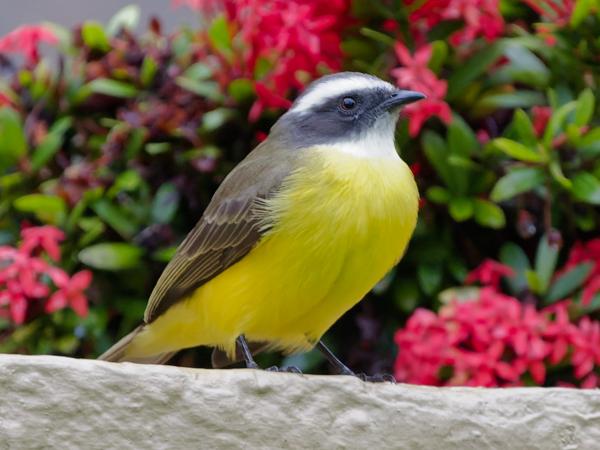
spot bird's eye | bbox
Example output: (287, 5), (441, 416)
(340, 97), (357, 110)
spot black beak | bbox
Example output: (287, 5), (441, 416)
(381, 90), (426, 111)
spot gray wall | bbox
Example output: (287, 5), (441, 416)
(0, 0), (193, 35)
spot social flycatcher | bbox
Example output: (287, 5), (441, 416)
(100, 72), (424, 376)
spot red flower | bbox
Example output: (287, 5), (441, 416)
(0, 24), (58, 65)
(248, 81), (293, 122)
(531, 106), (552, 137)
(46, 269), (92, 317)
(561, 239), (600, 305)
(20, 225), (65, 261)
(0, 92), (11, 107)
(405, 0), (504, 46)
(0, 225), (91, 324)
(570, 317), (600, 380)
(465, 259), (514, 289)
(179, 0), (349, 120)
(391, 42), (452, 136)
(395, 287), (600, 387)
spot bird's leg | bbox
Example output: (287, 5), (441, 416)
(316, 341), (355, 376)
(316, 340), (396, 383)
(236, 334), (259, 369)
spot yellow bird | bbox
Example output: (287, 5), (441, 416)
(100, 72), (424, 377)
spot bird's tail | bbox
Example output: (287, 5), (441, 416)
(98, 325), (176, 365)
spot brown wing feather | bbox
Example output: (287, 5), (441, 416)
(143, 139), (297, 323)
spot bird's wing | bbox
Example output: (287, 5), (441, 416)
(143, 140), (297, 323)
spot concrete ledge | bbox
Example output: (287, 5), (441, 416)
(1, 355), (599, 449)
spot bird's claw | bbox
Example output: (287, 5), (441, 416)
(266, 365), (303, 374)
(355, 373), (396, 383)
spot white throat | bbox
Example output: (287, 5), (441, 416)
(319, 114), (401, 160)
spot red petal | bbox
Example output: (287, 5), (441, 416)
(70, 270), (93, 291)
(70, 293), (89, 317)
(9, 294), (27, 324)
(45, 291), (67, 313)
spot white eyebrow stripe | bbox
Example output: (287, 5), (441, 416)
(291, 76), (394, 113)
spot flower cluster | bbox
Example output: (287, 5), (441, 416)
(391, 43), (452, 136)
(0, 226), (92, 324)
(0, 24), (57, 65)
(406, 0), (504, 46)
(175, 0), (349, 120)
(394, 288), (600, 387)
(562, 238), (600, 305)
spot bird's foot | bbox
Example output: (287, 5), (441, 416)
(266, 365), (303, 374)
(354, 373), (396, 383)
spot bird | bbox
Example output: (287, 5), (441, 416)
(99, 72), (424, 378)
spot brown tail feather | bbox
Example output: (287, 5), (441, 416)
(98, 325), (177, 365)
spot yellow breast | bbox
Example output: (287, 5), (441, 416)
(127, 146), (419, 359)
(255, 147), (419, 344)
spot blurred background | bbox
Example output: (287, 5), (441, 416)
(1, 0), (599, 387)
(0, 1), (190, 35)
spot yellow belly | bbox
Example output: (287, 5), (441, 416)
(127, 147), (419, 359)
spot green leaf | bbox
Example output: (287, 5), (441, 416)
(106, 4), (140, 36)
(578, 128), (600, 158)
(525, 270), (541, 294)
(448, 114), (478, 157)
(176, 77), (223, 102)
(475, 91), (546, 112)
(77, 217), (106, 247)
(417, 263), (444, 296)
(107, 170), (143, 197)
(202, 108), (235, 132)
(512, 109), (537, 146)
(79, 243), (143, 271)
(145, 142), (170, 155)
(422, 132), (450, 183)
(447, 40), (505, 100)
(493, 45), (549, 88)
(473, 199), (506, 229)
(140, 56), (158, 87)
(0, 107), (27, 171)
(448, 196), (474, 222)
(499, 242), (530, 294)
(574, 88), (594, 126)
(546, 262), (594, 304)
(549, 160), (572, 189)
(492, 137), (546, 163)
(359, 27), (396, 46)
(13, 194), (66, 225)
(490, 167), (546, 202)
(534, 234), (560, 294)
(228, 78), (254, 102)
(183, 63), (213, 80)
(571, 172), (600, 204)
(208, 14), (233, 59)
(570, 0), (594, 27)
(91, 199), (138, 238)
(31, 117), (72, 171)
(428, 40), (448, 74)
(151, 183), (180, 224)
(426, 186), (451, 204)
(87, 78), (138, 98)
(81, 21), (110, 52)
(543, 101), (577, 148)
(152, 246), (178, 263)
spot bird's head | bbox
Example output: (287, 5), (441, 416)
(271, 72), (425, 158)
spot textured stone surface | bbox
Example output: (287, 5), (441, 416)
(1, 355), (600, 449)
